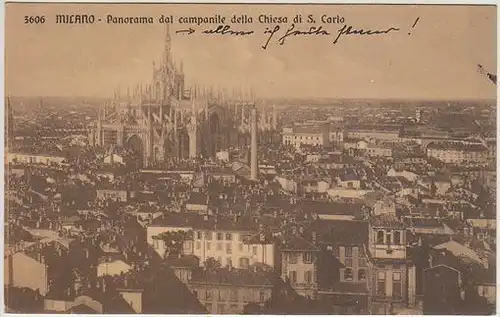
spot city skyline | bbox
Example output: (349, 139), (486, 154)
(5, 4), (497, 100)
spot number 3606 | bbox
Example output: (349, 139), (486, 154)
(24, 16), (46, 24)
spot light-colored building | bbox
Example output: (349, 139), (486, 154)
(146, 215), (275, 269)
(96, 189), (128, 202)
(282, 124), (330, 149)
(347, 127), (400, 142)
(103, 153), (124, 165)
(6, 152), (67, 165)
(281, 234), (318, 299)
(97, 255), (132, 277)
(4, 251), (49, 295)
(187, 267), (274, 314)
(368, 212), (416, 313)
(366, 144), (393, 158)
(426, 142), (488, 165)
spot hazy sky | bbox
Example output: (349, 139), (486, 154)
(5, 4), (497, 99)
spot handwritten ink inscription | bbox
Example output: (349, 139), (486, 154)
(202, 24), (254, 36)
(181, 23), (401, 49)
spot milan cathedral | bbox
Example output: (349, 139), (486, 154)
(89, 25), (279, 167)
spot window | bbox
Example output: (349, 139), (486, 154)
(206, 289), (212, 300)
(393, 272), (402, 299)
(218, 289), (226, 301)
(206, 242), (211, 250)
(386, 231), (392, 244)
(226, 233), (232, 241)
(289, 253), (298, 264)
(358, 269), (367, 282)
(377, 271), (386, 296)
(196, 231), (202, 240)
(217, 243), (222, 251)
(239, 257), (250, 269)
(238, 243), (243, 251)
(196, 241), (201, 250)
(303, 252), (312, 264)
(217, 304), (226, 314)
(352, 246), (358, 255)
(345, 258), (353, 267)
(259, 290), (265, 303)
(227, 258), (232, 267)
(252, 246), (258, 256)
(230, 289), (238, 301)
(344, 268), (353, 281)
(289, 271), (297, 283)
(226, 243), (232, 254)
(304, 271), (312, 284)
(377, 230), (384, 244)
(204, 231), (212, 240)
(217, 233), (223, 240)
(394, 231), (401, 245)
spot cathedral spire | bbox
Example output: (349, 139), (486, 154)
(163, 23), (172, 68)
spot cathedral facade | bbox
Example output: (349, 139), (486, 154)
(89, 25), (279, 167)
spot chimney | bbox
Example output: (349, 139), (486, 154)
(250, 106), (258, 180)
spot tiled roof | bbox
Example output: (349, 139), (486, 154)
(150, 213), (257, 232)
(189, 267), (276, 287)
(281, 235), (317, 251)
(298, 200), (364, 216)
(311, 219), (369, 246)
(370, 213), (405, 229)
(164, 255), (200, 268)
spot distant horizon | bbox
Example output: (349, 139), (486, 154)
(7, 95), (497, 103)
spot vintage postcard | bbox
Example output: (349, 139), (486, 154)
(4, 2), (497, 315)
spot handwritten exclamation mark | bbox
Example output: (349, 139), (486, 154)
(408, 17), (420, 35)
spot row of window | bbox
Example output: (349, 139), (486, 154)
(195, 241), (258, 255)
(376, 271), (402, 299)
(344, 257), (367, 268)
(195, 231), (249, 242)
(286, 252), (313, 264)
(201, 289), (267, 303)
(283, 135), (322, 140)
(344, 268), (367, 281)
(342, 246), (367, 258)
(376, 230), (404, 245)
(288, 270), (315, 284)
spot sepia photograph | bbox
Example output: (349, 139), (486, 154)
(3, 2), (497, 315)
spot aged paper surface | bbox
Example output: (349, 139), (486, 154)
(4, 3), (497, 315)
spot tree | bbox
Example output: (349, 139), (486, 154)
(153, 230), (192, 259)
(203, 257), (221, 271)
